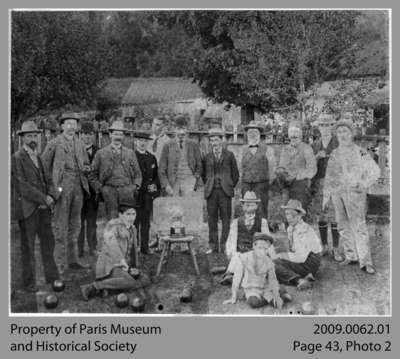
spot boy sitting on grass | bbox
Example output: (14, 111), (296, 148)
(223, 232), (288, 309)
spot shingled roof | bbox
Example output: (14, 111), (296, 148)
(120, 77), (204, 105)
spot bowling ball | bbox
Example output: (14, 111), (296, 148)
(52, 279), (65, 292)
(301, 301), (315, 315)
(130, 296), (145, 313)
(129, 268), (140, 280)
(115, 293), (129, 308)
(44, 294), (59, 309)
(179, 287), (193, 303)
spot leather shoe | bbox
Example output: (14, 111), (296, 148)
(297, 278), (313, 291)
(363, 265), (376, 275)
(220, 273), (233, 286)
(80, 284), (97, 301)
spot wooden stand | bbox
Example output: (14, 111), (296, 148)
(156, 235), (200, 277)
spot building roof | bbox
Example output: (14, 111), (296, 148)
(121, 77), (204, 105)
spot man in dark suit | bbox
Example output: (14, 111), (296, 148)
(202, 128), (239, 253)
(133, 132), (161, 254)
(78, 120), (99, 258)
(11, 121), (60, 292)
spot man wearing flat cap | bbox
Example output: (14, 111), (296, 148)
(202, 128), (239, 253)
(89, 120), (142, 221)
(78, 120), (99, 258)
(133, 131), (161, 254)
(41, 112), (91, 271)
(241, 121), (276, 220)
(324, 115), (380, 274)
(12, 121), (60, 291)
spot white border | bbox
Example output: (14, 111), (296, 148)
(8, 8), (392, 317)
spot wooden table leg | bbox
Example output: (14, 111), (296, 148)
(156, 242), (168, 277)
(188, 243), (200, 276)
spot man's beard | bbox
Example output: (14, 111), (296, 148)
(27, 142), (37, 150)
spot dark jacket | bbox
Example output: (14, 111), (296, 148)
(135, 150), (161, 211)
(89, 144), (142, 194)
(12, 147), (57, 220)
(158, 138), (202, 188)
(84, 144), (98, 197)
(202, 148), (239, 199)
(311, 136), (339, 180)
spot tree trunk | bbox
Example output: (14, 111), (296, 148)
(240, 104), (254, 126)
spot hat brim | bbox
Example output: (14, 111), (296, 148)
(17, 129), (42, 135)
(240, 199), (261, 203)
(60, 117), (80, 124)
(253, 235), (274, 244)
(281, 205), (306, 215)
(134, 134), (152, 140)
(244, 126), (264, 133)
(206, 133), (225, 138)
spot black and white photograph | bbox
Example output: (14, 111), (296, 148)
(9, 9), (390, 315)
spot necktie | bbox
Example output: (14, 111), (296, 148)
(249, 144), (259, 148)
(179, 141), (183, 150)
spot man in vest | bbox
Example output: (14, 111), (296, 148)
(202, 128), (239, 253)
(78, 120), (99, 258)
(89, 120), (142, 221)
(277, 126), (317, 215)
(158, 116), (202, 197)
(41, 112), (91, 272)
(221, 191), (274, 285)
(241, 121), (275, 220)
(12, 121), (60, 292)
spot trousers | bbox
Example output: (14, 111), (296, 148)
(53, 175), (83, 271)
(331, 191), (373, 268)
(274, 252), (321, 284)
(94, 268), (150, 290)
(78, 195), (98, 255)
(19, 208), (59, 287)
(207, 187), (232, 252)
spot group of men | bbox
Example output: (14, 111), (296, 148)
(12, 110), (380, 307)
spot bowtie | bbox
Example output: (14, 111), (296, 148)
(249, 145), (259, 148)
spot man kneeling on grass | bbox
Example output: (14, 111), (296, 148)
(80, 199), (150, 300)
(223, 233), (289, 310)
(274, 199), (322, 291)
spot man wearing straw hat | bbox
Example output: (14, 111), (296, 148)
(274, 199), (322, 291)
(202, 128), (239, 253)
(89, 120), (142, 221)
(12, 120), (60, 291)
(221, 191), (273, 285)
(323, 115), (380, 274)
(242, 121), (276, 220)
(42, 112), (91, 271)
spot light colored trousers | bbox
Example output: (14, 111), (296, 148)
(332, 190), (373, 268)
(53, 174), (83, 271)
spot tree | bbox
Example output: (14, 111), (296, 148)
(178, 11), (361, 122)
(11, 12), (108, 128)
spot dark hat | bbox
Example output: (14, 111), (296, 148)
(59, 112), (80, 124)
(134, 131), (152, 140)
(118, 198), (138, 213)
(80, 120), (95, 134)
(253, 232), (274, 244)
(244, 121), (264, 133)
(175, 116), (188, 128)
(17, 121), (42, 136)
(206, 128), (225, 138)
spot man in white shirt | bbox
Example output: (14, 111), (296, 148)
(274, 199), (322, 290)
